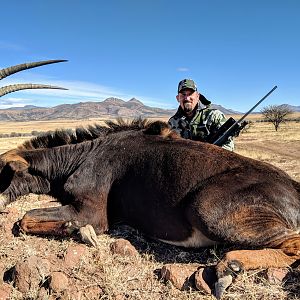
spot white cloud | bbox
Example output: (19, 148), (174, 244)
(1, 74), (177, 109)
(0, 97), (31, 105)
(177, 67), (190, 72)
(1, 78), (127, 101)
(29, 81), (118, 98)
(0, 97), (33, 109)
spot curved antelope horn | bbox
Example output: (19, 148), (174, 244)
(0, 84), (68, 97)
(0, 59), (67, 80)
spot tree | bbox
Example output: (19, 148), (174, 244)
(260, 104), (293, 131)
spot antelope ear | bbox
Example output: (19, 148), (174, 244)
(8, 160), (29, 172)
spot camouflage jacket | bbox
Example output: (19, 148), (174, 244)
(168, 102), (234, 151)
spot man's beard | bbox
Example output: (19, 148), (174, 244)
(183, 101), (193, 113)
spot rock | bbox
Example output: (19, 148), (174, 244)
(83, 285), (103, 299)
(80, 285), (103, 299)
(0, 263), (5, 284)
(78, 286), (103, 300)
(194, 266), (217, 294)
(160, 264), (199, 290)
(63, 244), (87, 269)
(14, 256), (51, 294)
(0, 207), (19, 237)
(266, 268), (288, 285)
(0, 283), (12, 300)
(110, 239), (138, 257)
(49, 271), (69, 292)
(65, 285), (103, 300)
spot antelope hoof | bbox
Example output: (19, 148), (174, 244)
(79, 224), (99, 248)
(214, 275), (233, 299)
(214, 260), (243, 299)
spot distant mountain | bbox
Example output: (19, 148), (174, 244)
(282, 104), (300, 112)
(0, 98), (241, 121)
(6, 105), (43, 111)
(210, 104), (241, 115)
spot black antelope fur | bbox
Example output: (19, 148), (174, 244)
(0, 118), (300, 297)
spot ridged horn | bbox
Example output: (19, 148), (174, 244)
(0, 60), (68, 80)
(0, 84), (68, 97)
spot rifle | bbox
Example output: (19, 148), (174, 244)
(208, 86), (278, 146)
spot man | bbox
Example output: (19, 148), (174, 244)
(168, 79), (234, 151)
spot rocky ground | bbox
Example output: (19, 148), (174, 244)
(1, 194), (300, 300)
(1, 195), (300, 300)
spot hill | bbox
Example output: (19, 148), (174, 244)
(0, 97), (241, 121)
(283, 104), (300, 112)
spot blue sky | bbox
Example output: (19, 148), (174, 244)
(0, 0), (299, 112)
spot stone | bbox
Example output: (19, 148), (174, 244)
(83, 285), (103, 299)
(63, 244), (87, 269)
(194, 266), (217, 294)
(160, 264), (199, 290)
(14, 256), (51, 294)
(110, 239), (138, 257)
(65, 285), (103, 300)
(0, 263), (5, 284)
(0, 207), (19, 237)
(49, 271), (69, 292)
(0, 283), (12, 300)
(266, 268), (288, 285)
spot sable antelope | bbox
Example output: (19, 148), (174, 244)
(0, 119), (299, 299)
(0, 59), (67, 97)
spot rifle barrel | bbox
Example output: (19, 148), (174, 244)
(237, 85), (277, 124)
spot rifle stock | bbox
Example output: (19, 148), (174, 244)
(211, 121), (246, 146)
(207, 117), (236, 144)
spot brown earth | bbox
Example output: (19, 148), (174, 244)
(0, 120), (299, 299)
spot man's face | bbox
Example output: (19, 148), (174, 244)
(176, 89), (199, 116)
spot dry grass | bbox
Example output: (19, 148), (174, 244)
(228, 111), (300, 121)
(0, 118), (299, 299)
(0, 118), (107, 134)
(235, 121), (300, 181)
(0, 116), (166, 134)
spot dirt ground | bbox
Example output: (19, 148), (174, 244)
(0, 120), (299, 300)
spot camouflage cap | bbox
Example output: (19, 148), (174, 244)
(178, 79), (197, 93)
